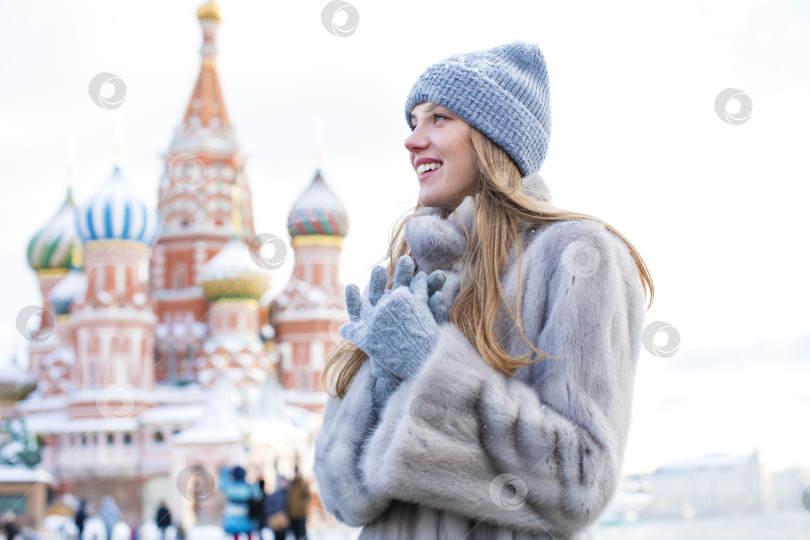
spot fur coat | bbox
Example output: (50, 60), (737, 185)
(314, 174), (646, 539)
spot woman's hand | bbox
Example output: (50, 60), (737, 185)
(340, 256), (447, 381)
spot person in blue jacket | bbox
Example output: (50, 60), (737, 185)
(218, 465), (262, 540)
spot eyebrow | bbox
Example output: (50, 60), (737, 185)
(410, 106), (446, 126)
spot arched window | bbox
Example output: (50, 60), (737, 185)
(123, 433), (132, 445)
(153, 431), (164, 444)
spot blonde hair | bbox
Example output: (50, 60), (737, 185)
(322, 120), (654, 399)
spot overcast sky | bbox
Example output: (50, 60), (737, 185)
(1, 0), (808, 475)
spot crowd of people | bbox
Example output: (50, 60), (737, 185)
(3, 465), (311, 540)
(218, 465), (310, 540)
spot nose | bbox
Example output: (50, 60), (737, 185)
(404, 126), (428, 154)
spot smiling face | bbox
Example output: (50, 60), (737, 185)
(405, 102), (479, 208)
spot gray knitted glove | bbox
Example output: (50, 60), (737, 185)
(341, 257), (447, 407)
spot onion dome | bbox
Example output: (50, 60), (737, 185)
(75, 166), (160, 246)
(27, 187), (82, 271)
(201, 238), (269, 301)
(196, 1), (222, 21)
(49, 245), (87, 316)
(287, 170), (349, 238)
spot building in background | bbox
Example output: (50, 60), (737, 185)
(14, 1), (347, 529)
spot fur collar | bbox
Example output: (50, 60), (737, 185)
(404, 172), (553, 275)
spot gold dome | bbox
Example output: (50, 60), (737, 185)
(197, 1), (222, 21)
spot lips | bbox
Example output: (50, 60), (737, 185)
(418, 167), (440, 182)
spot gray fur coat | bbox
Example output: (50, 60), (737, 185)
(314, 174), (646, 539)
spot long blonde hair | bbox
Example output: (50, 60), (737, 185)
(322, 124), (654, 399)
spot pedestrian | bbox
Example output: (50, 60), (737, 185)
(97, 496), (121, 540)
(2, 512), (20, 540)
(155, 501), (171, 540)
(285, 467), (309, 540)
(248, 478), (266, 537)
(218, 465), (263, 540)
(74, 500), (86, 540)
(263, 476), (290, 540)
(314, 41), (654, 539)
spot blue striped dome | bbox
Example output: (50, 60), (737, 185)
(76, 166), (160, 246)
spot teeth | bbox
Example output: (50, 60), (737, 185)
(417, 162), (442, 174)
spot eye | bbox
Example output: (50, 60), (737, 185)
(433, 114), (448, 122)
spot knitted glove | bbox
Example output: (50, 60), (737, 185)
(341, 257), (447, 407)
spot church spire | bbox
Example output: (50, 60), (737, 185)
(183, 1), (230, 131)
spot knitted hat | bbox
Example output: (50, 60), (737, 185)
(405, 41), (551, 177)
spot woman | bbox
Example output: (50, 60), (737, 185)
(314, 41), (653, 539)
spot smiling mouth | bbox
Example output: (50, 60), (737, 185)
(417, 162), (443, 180)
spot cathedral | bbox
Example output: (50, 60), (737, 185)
(18, 1), (348, 529)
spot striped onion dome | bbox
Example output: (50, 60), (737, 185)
(75, 166), (160, 246)
(27, 187), (83, 271)
(201, 237), (269, 300)
(287, 170), (349, 237)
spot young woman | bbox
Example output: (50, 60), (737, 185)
(314, 41), (654, 539)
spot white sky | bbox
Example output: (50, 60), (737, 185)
(1, 0), (808, 475)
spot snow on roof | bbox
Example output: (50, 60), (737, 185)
(0, 465), (55, 483)
(49, 269), (87, 304)
(15, 394), (69, 413)
(138, 403), (206, 425)
(43, 347), (75, 367)
(173, 375), (245, 445)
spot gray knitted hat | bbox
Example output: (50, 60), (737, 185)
(405, 41), (551, 177)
